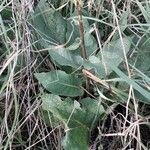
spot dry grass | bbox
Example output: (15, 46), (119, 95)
(0, 0), (150, 149)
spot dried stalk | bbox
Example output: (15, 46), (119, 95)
(76, 0), (87, 60)
(76, 0), (89, 91)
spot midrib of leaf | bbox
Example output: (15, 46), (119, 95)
(58, 82), (81, 89)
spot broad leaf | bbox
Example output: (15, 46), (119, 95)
(42, 94), (105, 150)
(48, 48), (83, 68)
(102, 37), (132, 74)
(31, 0), (98, 68)
(32, 0), (66, 44)
(34, 70), (83, 97)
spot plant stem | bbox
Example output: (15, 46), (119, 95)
(76, 0), (87, 60)
(76, 0), (89, 92)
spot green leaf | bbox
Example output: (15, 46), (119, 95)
(42, 94), (105, 150)
(31, 1), (98, 61)
(83, 56), (106, 78)
(65, 38), (81, 51)
(103, 37), (132, 74)
(84, 28), (98, 56)
(109, 65), (150, 103)
(32, 0), (66, 44)
(34, 70), (83, 97)
(62, 127), (89, 150)
(48, 48), (83, 68)
(130, 37), (150, 76)
(1, 7), (12, 21)
(42, 110), (61, 127)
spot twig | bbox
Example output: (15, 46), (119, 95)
(82, 68), (116, 95)
(76, 0), (89, 91)
(76, 0), (87, 60)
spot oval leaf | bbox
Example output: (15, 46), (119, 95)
(34, 70), (84, 97)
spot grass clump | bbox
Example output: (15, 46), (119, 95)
(0, 0), (150, 149)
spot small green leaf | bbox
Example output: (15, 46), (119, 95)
(34, 70), (84, 97)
